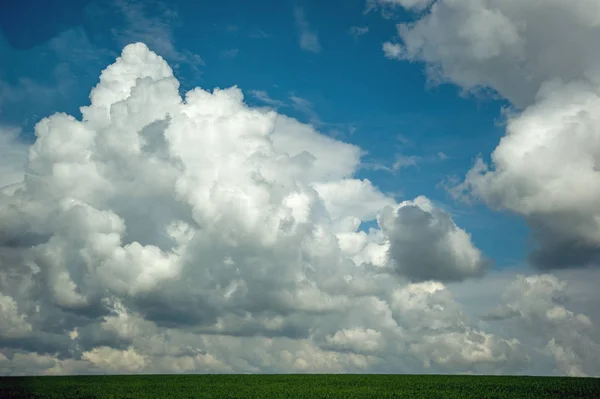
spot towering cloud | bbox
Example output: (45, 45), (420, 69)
(382, 0), (600, 269)
(0, 43), (504, 374)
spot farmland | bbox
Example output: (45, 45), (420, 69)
(1, 374), (599, 398)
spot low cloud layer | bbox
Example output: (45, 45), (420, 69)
(485, 274), (600, 377)
(382, 0), (600, 270)
(0, 43), (598, 376)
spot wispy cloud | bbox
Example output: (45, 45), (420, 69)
(392, 154), (420, 170)
(0, 17), (118, 127)
(0, 55), (79, 115)
(250, 90), (285, 108)
(364, 0), (401, 19)
(362, 154), (421, 174)
(289, 94), (356, 137)
(0, 71), (73, 111)
(363, 150), (449, 175)
(112, 0), (205, 74)
(349, 26), (369, 40)
(220, 48), (239, 59)
(248, 29), (271, 39)
(289, 94), (321, 124)
(251, 90), (355, 136)
(294, 7), (321, 53)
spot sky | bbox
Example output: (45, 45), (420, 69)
(0, 0), (599, 376)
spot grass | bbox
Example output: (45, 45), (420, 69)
(1, 374), (599, 398)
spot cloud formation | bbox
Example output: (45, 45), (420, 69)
(382, 0), (600, 107)
(485, 274), (600, 377)
(0, 43), (488, 373)
(349, 26), (369, 40)
(0, 43), (598, 376)
(294, 7), (321, 53)
(250, 90), (285, 108)
(99, 0), (205, 77)
(382, 0), (600, 270)
(380, 196), (488, 282)
(366, 0), (434, 18)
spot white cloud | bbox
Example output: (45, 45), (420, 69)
(2, 42), (593, 376)
(381, 0), (600, 270)
(313, 179), (396, 232)
(392, 154), (419, 170)
(270, 114), (362, 182)
(0, 293), (32, 339)
(362, 153), (420, 174)
(457, 81), (600, 269)
(0, 0), (201, 131)
(383, 41), (403, 59)
(390, 281), (527, 372)
(294, 7), (321, 53)
(82, 346), (147, 373)
(382, 0), (600, 107)
(325, 328), (384, 353)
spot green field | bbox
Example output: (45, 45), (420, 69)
(1, 374), (599, 398)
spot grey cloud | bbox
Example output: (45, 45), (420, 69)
(379, 197), (488, 282)
(488, 274), (600, 376)
(382, 0), (600, 107)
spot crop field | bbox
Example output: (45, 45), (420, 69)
(1, 374), (599, 398)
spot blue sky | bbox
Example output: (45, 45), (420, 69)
(0, 0), (528, 268)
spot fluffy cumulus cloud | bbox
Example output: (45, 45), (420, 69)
(0, 43), (597, 376)
(381, 0), (600, 270)
(460, 84), (600, 269)
(389, 281), (527, 373)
